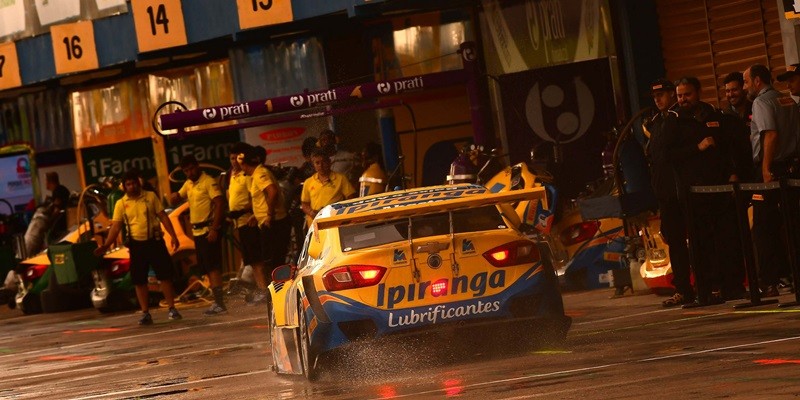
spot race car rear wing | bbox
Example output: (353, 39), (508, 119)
(315, 186), (546, 230)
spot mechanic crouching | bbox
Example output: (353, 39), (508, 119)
(666, 76), (747, 305)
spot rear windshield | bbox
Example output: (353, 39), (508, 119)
(339, 205), (507, 251)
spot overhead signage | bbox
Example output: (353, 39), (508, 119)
(131, 0), (188, 52)
(481, 0), (609, 75)
(81, 139), (156, 185)
(242, 112), (332, 167)
(498, 58), (614, 199)
(0, 42), (22, 90)
(236, 0), (293, 30)
(160, 69), (469, 130)
(50, 21), (100, 75)
(0, 152), (33, 211)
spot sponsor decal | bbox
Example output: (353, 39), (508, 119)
(290, 95), (304, 107)
(202, 108), (217, 120)
(202, 103), (250, 121)
(258, 127), (305, 142)
(393, 249), (407, 265)
(87, 156), (153, 179)
(376, 270), (506, 309)
(333, 188), (486, 216)
(377, 82), (391, 94)
(390, 76), (424, 94)
(290, 90), (338, 108)
(16, 157), (29, 174)
(461, 239), (476, 254)
(388, 300), (501, 327)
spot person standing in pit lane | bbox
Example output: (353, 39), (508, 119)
(666, 76), (746, 305)
(169, 155), (228, 316)
(644, 78), (695, 307)
(240, 146), (292, 305)
(94, 168), (181, 325)
(226, 142), (259, 294)
(743, 64), (800, 297)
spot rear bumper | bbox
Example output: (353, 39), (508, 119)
(306, 264), (569, 355)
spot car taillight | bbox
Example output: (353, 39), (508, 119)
(322, 265), (386, 291)
(431, 279), (448, 296)
(482, 240), (540, 267)
(25, 264), (48, 281)
(109, 259), (131, 278)
(559, 221), (601, 246)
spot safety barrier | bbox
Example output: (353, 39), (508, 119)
(688, 180), (800, 308)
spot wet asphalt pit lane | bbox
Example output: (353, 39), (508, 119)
(313, 329), (564, 384)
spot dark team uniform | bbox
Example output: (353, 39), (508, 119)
(666, 102), (746, 301)
(647, 106), (693, 300)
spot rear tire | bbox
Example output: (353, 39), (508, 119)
(297, 299), (318, 381)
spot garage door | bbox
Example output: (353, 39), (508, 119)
(656, 0), (786, 107)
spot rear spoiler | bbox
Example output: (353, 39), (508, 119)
(315, 186), (546, 230)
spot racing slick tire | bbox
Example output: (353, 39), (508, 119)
(297, 299), (319, 381)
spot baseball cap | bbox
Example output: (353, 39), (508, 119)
(650, 78), (675, 93)
(777, 64), (800, 82)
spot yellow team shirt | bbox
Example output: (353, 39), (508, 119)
(228, 170), (253, 228)
(359, 162), (387, 197)
(302, 171), (355, 224)
(178, 172), (223, 236)
(112, 191), (163, 241)
(250, 165), (287, 226)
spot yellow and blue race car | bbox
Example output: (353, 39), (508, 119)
(267, 184), (572, 379)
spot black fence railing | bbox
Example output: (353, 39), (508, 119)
(687, 180), (800, 309)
